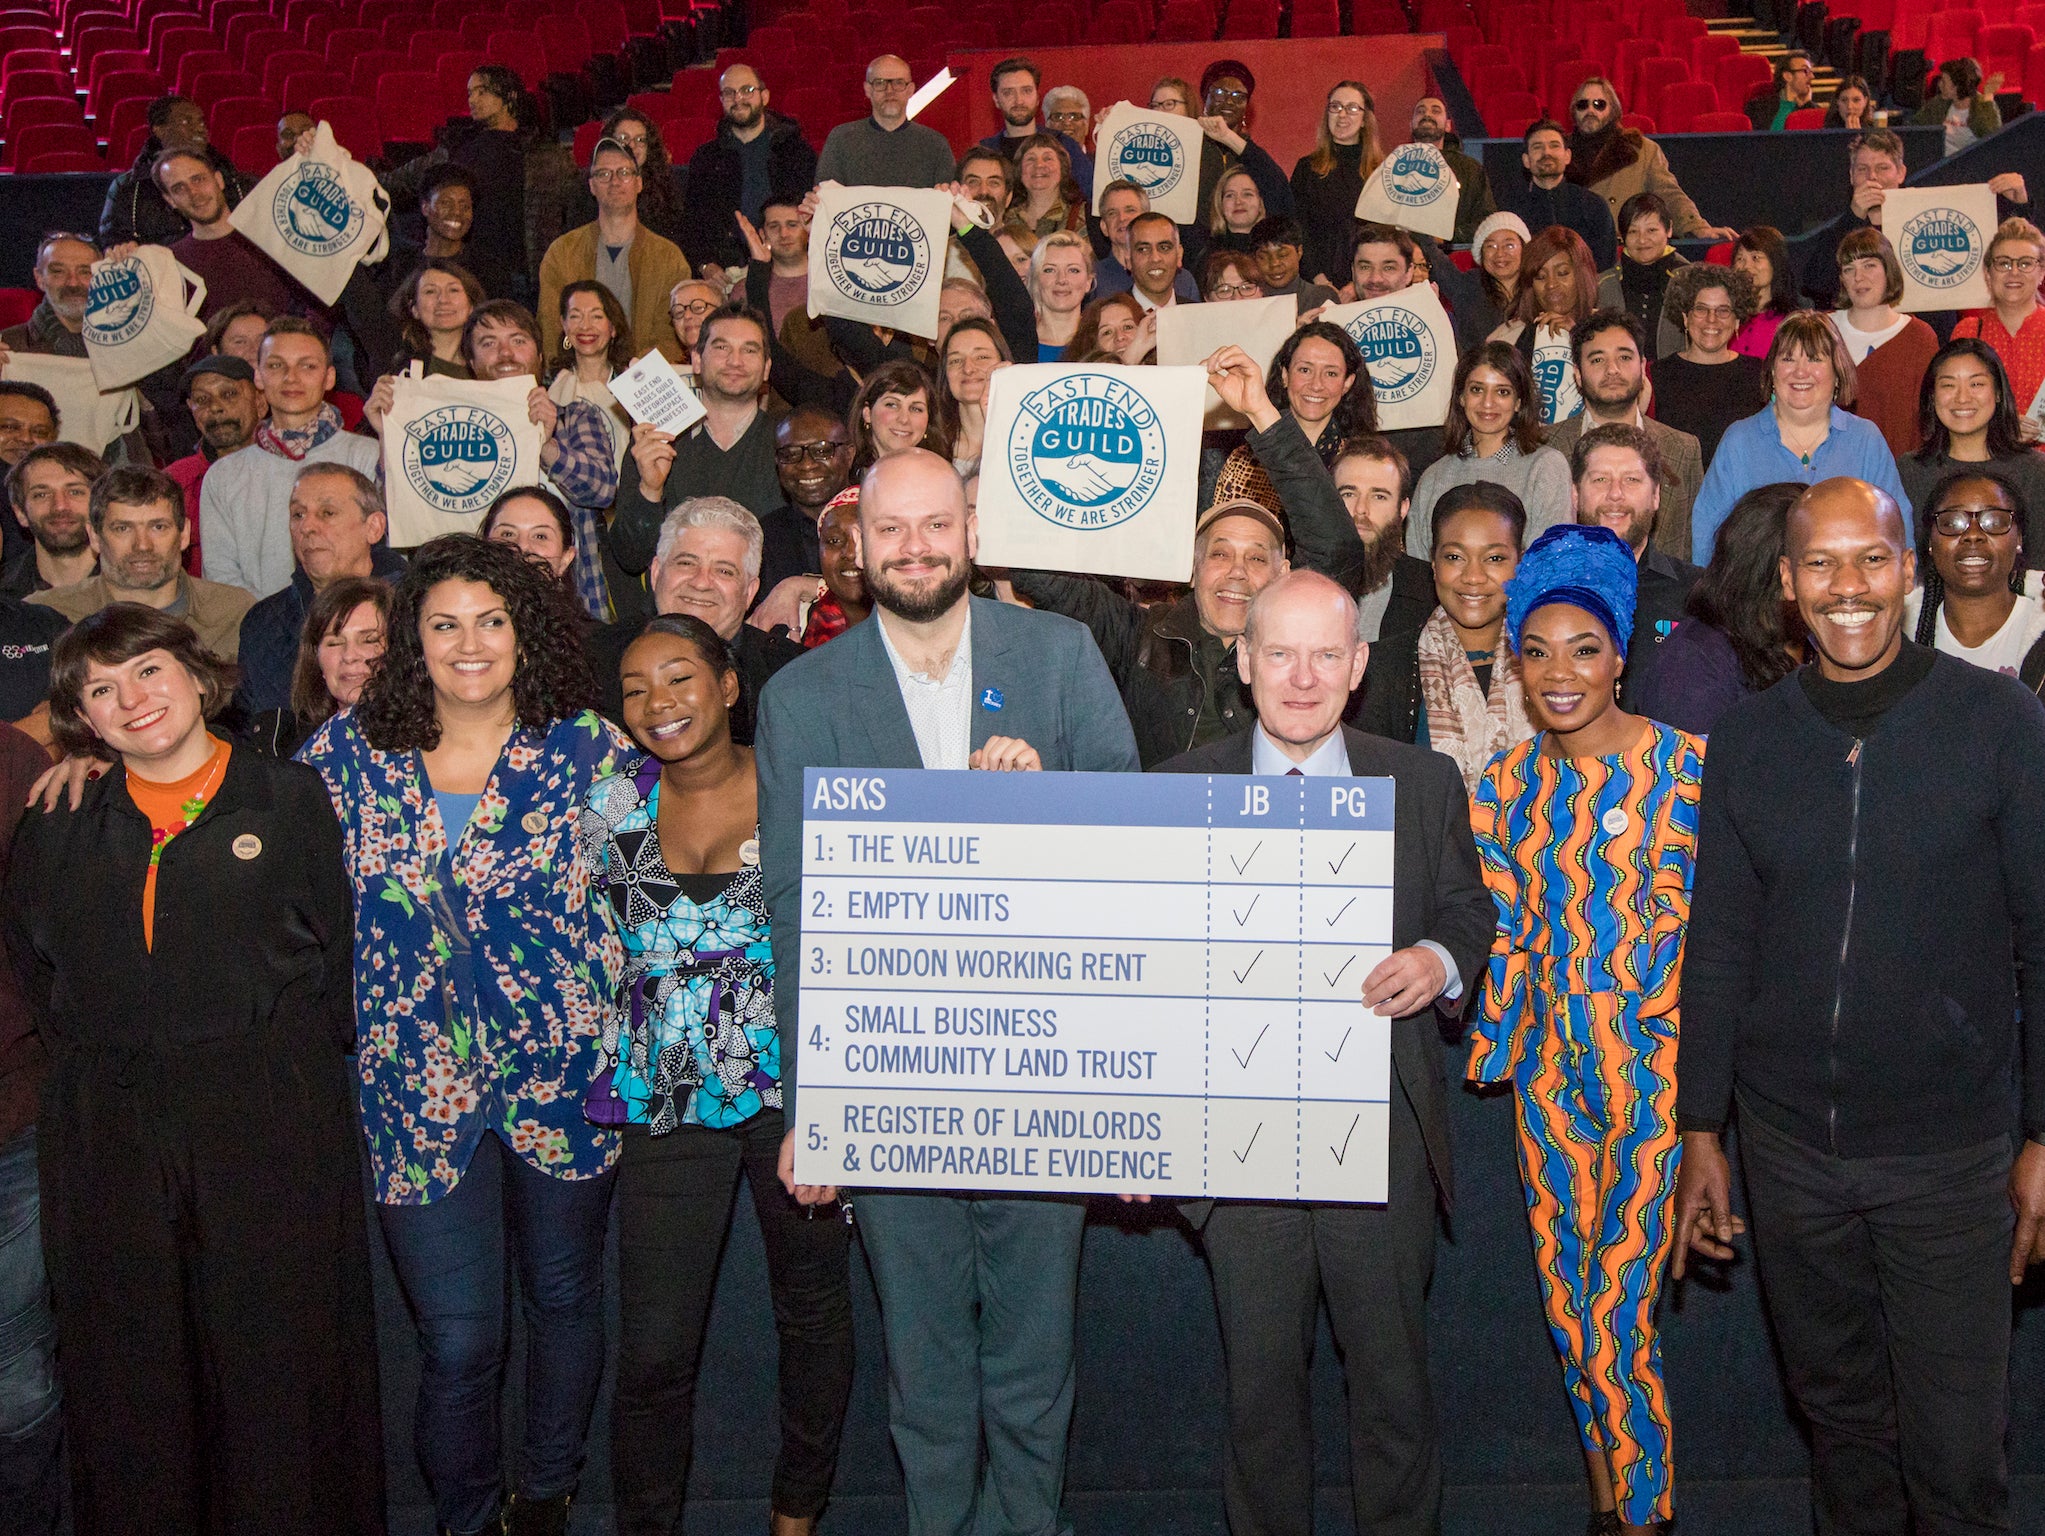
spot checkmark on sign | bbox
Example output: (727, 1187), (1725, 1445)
(1325, 896), (1355, 926)
(1233, 950), (1263, 984)
(1230, 840), (1262, 875)
(1234, 1122), (1262, 1163)
(1323, 955), (1355, 987)
(1331, 1114), (1360, 1165)
(1232, 1023), (1270, 1068)
(1325, 1027), (1351, 1062)
(1327, 842), (1355, 875)
(1232, 894), (1259, 926)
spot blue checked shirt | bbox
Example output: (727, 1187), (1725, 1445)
(544, 398), (622, 621)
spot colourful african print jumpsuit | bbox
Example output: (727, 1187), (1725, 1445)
(1468, 721), (1705, 1526)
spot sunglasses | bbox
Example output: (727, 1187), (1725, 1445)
(1573, 97), (1610, 112)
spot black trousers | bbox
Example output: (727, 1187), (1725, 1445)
(1200, 1090), (1440, 1536)
(610, 1108), (855, 1534)
(1739, 1101), (2014, 1536)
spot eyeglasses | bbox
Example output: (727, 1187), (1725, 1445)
(1989, 255), (2041, 274)
(588, 166), (639, 183)
(1689, 303), (1735, 321)
(720, 83), (762, 100)
(1933, 506), (2017, 537)
(670, 298), (716, 319)
(776, 441), (849, 465)
(867, 76), (913, 91)
(1207, 87), (1249, 102)
(1573, 97), (1609, 112)
(1209, 281), (1263, 298)
(1328, 103), (1368, 115)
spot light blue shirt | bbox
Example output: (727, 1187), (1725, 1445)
(1249, 724), (1463, 1002)
(1689, 404), (1913, 565)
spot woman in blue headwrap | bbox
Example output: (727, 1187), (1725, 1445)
(1465, 524), (1706, 1536)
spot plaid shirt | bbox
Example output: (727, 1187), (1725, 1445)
(546, 398), (621, 621)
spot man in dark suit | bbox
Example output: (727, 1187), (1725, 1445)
(1567, 421), (1699, 706)
(756, 449), (1139, 1536)
(1159, 568), (1493, 1536)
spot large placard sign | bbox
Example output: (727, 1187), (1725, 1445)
(1319, 285), (1457, 431)
(807, 181), (955, 341)
(973, 362), (1205, 582)
(1354, 141), (1461, 240)
(792, 769), (1397, 1202)
(1883, 183), (1998, 313)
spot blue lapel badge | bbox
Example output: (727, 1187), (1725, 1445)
(980, 687), (1005, 712)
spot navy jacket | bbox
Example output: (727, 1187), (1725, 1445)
(1494, 176), (1618, 272)
(231, 547), (407, 719)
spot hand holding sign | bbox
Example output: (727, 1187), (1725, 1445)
(807, 182), (955, 342)
(1203, 344), (1283, 430)
(1317, 286), (1457, 431)
(1883, 184), (2000, 312)
(611, 348), (709, 438)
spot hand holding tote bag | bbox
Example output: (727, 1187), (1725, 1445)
(380, 364), (545, 547)
(0, 354), (140, 454)
(230, 121), (390, 306)
(81, 244), (207, 390)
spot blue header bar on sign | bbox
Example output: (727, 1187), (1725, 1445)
(802, 768), (1395, 831)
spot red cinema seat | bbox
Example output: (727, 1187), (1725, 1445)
(484, 31), (548, 91)
(26, 148), (113, 170)
(307, 93), (380, 159)
(1635, 55), (1688, 121)
(1713, 52), (1771, 106)
(1654, 78), (1718, 131)
(88, 71), (166, 128)
(12, 121), (102, 163)
(228, 120), (279, 175)
(376, 71), (444, 145)
(1689, 110), (1751, 132)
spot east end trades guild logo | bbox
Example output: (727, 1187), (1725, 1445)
(84, 258), (154, 346)
(1106, 121), (1186, 200)
(272, 159), (364, 258)
(403, 404), (518, 515)
(1344, 304), (1438, 408)
(1383, 145), (1449, 207)
(1008, 373), (1166, 530)
(823, 201), (932, 307)
(1899, 206), (1984, 290)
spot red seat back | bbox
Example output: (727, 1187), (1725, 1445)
(308, 93), (382, 160)
(1689, 110), (1751, 132)
(26, 148), (114, 171)
(375, 71), (444, 144)
(485, 31), (548, 90)
(1655, 78), (1718, 131)
(1784, 106), (1826, 129)
(228, 120), (278, 175)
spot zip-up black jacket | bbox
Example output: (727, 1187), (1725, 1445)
(98, 137), (251, 249)
(1677, 649), (2045, 1156)
(680, 112), (819, 273)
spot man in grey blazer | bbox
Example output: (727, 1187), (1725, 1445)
(756, 449), (1140, 1536)
(1159, 570), (1493, 1536)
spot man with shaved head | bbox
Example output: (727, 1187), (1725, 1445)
(1675, 476), (2045, 1534)
(1158, 568), (1492, 1536)
(755, 449), (1137, 1536)
(815, 54), (959, 189)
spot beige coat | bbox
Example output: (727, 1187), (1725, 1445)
(1579, 131), (1711, 239)
(32, 573), (255, 659)
(537, 221), (693, 366)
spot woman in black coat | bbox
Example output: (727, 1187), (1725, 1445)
(3, 605), (382, 1536)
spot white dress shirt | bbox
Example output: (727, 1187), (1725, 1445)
(1250, 724), (1463, 1001)
(876, 605), (975, 770)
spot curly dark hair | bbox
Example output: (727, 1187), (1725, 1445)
(1267, 320), (1374, 448)
(353, 535), (595, 752)
(1662, 262), (1760, 334)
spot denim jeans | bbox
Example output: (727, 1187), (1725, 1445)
(377, 1130), (618, 1534)
(0, 1127), (60, 1536)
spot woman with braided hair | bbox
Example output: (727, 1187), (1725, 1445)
(1904, 469), (2045, 682)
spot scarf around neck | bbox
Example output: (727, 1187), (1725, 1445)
(1417, 606), (1532, 795)
(255, 401), (343, 461)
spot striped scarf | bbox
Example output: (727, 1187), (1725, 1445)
(1416, 606), (1532, 795)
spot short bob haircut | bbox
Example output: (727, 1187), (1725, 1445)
(49, 605), (237, 759)
(1733, 225), (1798, 315)
(291, 574), (391, 724)
(1443, 341), (1545, 458)
(351, 535), (596, 753)
(1764, 310), (1858, 408)
(1834, 226), (1905, 307)
(550, 278), (634, 375)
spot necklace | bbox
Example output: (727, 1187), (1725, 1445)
(146, 746), (228, 867)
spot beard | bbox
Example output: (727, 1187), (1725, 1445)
(30, 515), (87, 556)
(200, 417), (252, 452)
(1358, 521), (1401, 596)
(106, 549), (180, 592)
(867, 555), (970, 624)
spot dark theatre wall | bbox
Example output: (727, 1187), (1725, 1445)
(933, 35), (1440, 178)
(371, 1030), (2045, 1532)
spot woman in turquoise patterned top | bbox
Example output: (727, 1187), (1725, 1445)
(581, 614), (854, 1536)
(301, 536), (631, 1536)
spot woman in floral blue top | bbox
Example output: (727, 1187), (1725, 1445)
(302, 536), (630, 1536)
(581, 614), (853, 1536)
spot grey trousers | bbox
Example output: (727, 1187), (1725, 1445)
(1201, 1095), (1441, 1536)
(855, 1191), (1087, 1536)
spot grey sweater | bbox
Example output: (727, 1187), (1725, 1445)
(1405, 441), (1574, 556)
(815, 117), (958, 190)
